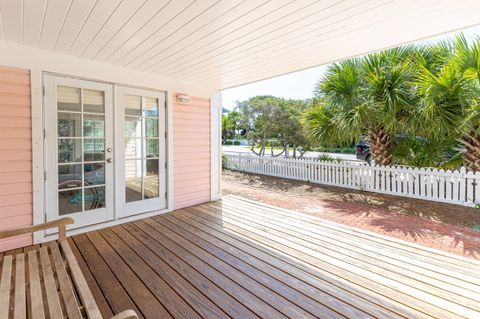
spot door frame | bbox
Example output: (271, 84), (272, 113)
(37, 72), (174, 242)
(43, 74), (115, 231)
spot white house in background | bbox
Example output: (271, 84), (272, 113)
(0, 0), (479, 250)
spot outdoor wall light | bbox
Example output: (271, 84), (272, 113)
(176, 94), (191, 104)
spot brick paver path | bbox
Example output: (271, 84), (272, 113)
(222, 170), (480, 260)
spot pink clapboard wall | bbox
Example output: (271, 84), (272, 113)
(0, 65), (33, 251)
(173, 95), (211, 209)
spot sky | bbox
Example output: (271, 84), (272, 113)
(221, 25), (480, 111)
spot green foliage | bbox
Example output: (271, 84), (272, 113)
(390, 136), (457, 168)
(224, 140), (241, 145)
(236, 96), (310, 157)
(312, 145), (355, 154)
(222, 154), (227, 170)
(221, 111), (243, 143)
(317, 154), (334, 161)
(302, 33), (480, 169)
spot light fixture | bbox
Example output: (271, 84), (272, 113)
(176, 94), (191, 104)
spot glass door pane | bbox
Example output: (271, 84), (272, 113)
(124, 94), (161, 203)
(57, 86), (106, 215)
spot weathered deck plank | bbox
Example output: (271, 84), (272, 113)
(64, 196), (480, 319)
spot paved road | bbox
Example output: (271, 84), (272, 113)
(222, 145), (358, 161)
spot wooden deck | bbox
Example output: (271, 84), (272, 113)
(3, 196), (480, 318)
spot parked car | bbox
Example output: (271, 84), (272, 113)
(356, 141), (371, 164)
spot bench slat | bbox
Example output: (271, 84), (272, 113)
(27, 250), (45, 319)
(39, 247), (63, 319)
(49, 242), (83, 319)
(0, 255), (12, 318)
(14, 253), (26, 319)
(61, 240), (103, 319)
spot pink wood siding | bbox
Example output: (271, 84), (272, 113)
(173, 95), (211, 209)
(0, 66), (33, 251)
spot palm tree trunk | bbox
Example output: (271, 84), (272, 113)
(367, 128), (392, 166)
(462, 132), (480, 171)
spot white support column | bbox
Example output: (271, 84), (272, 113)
(166, 91), (174, 210)
(210, 92), (222, 201)
(31, 68), (45, 244)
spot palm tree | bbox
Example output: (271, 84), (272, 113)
(221, 115), (233, 143)
(414, 35), (480, 171)
(304, 48), (416, 165)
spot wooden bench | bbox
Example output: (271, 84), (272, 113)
(0, 218), (138, 319)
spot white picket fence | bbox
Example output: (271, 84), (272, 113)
(223, 153), (480, 207)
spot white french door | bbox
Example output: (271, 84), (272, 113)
(115, 86), (166, 218)
(44, 75), (114, 230)
(44, 76), (167, 231)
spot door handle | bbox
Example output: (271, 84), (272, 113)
(106, 158), (113, 163)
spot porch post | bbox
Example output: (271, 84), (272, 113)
(210, 92), (222, 201)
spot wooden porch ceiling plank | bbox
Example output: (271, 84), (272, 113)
(133, 218), (287, 319)
(217, 200), (480, 286)
(72, 234), (144, 319)
(67, 237), (114, 319)
(119, 222), (258, 319)
(107, 224), (229, 319)
(96, 228), (202, 319)
(176, 208), (427, 319)
(141, 218), (315, 319)
(214, 201), (480, 303)
(153, 213), (360, 319)
(85, 232), (172, 319)
(190, 204), (470, 319)
(164, 210), (402, 319)
(225, 196), (480, 272)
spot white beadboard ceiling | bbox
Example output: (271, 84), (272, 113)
(0, 0), (479, 89)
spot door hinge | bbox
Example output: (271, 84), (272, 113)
(165, 132), (168, 139)
(43, 129), (46, 138)
(165, 192), (167, 199)
(42, 86), (45, 96)
(165, 162), (167, 169)
(44, 171), (47, 181)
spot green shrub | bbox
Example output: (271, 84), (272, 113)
(233, 141), (241, 145)
(318, 154), (334, 161)
(222, 154), (227, 169)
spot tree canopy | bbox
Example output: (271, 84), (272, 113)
(223, 34), (480, 170)
(302, 34), (480, 170)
